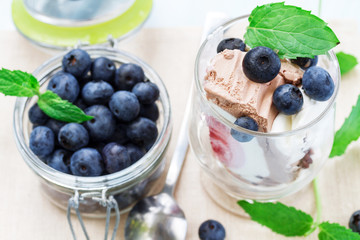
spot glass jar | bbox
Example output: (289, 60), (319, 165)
(189, 16), (340, 209)
(13, 46), (172, 218)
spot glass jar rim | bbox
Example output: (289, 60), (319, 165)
(194, 15), (340, 138)
(13, 46), (172, 192)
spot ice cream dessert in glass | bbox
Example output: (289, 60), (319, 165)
(189, 6), (340, 213)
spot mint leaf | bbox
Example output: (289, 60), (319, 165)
(0, 68), (40, 97)
(238, 200), (313, 236)
(244, 2), (340, 59)
(319, 222), (360, 240)
(336, 52), (358, 75)
(38, 91), (93, 123)
(330, 95), (360, 157)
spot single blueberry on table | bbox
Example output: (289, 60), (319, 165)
(47, 72), (80, 102)
(242, 46), (281, 83)
(28, 103), (48, 125)
(198, 219), (226, 240)
(62, 49), (92, 78)
(29, 126), (55, 157)
(217, 38), (246, 53)
(114, 63), (145, 90)
(125, 143), (146, 164)
(132, 81), (160, 104)
(302, 66), (335, 101)
(273, 84), (303, 115)
(81, 80), (114, 105)
(84, 105), (116, 142)
(349, 210), (360, 233)
(102, 142), (131, 174)
(140, 103), (159, 122)
(126, 117), (158, 147)
(230, 116), (258, 142)
(291, 56), (318, 69)
(47, 149), (72, 174)
(109, 91), (140, 122)
(58, 123), (89, 151)
(70, 148), (104, 176)
(91, 57), (116, 82)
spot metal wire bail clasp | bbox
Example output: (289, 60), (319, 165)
(67, 189), (120, 240)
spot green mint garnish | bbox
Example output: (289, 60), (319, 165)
(336, 52), (358, 75)
(238, 180), (360, 239)
(0, 68), (93, 123)
(330, 95), (360, 157)
(244, 2), (340, 59)
(38, 91), (93, 123)
(238, 200), (313, 236)
(0, 68), (40, 97)
(318, 222), (360, 240)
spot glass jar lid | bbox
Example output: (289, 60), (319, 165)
(11, 0), (152, 49)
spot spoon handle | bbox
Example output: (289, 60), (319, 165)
(162, 87), (192, 195)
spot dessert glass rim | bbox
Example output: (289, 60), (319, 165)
(194, 15), (341, 138)
(13, 46), (172, 192)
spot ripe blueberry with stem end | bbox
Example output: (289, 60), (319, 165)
(242, 46), (281, 83)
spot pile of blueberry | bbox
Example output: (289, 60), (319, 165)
(217, 38), (335, 142)
(29, 49), (160, 176)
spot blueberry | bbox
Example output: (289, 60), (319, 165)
(74, 98), (88, 110)
(62, 49), (91, 78)
(230, 116), (258, 142)
(29, 126), (55, 157)
(114, 180), (148, 209)
(58, 123), (89, 151)
(140, 103), (159, 122)
(84, 105), (116, 142)
(273, 84), (303, 115)
(217, 38), (246, 53)
(242, 46), (281, 83)
(81, 80), (114, 105)
(125, 143), (146, 164)
(47, 149), (72, 174)
(45, 119), (66, 136)
(91, 57), (116, 82)
(28, 103), (48, 125)
(132, 82), (159, 104)
(349, 210), (360, 233)
(126, 117), (158, 147)
(199, 219), (226, 240)
(102, 142), (131, 173)
(114, 63), (145, 90)
(47, 72), (80, 102)
(302, 66), (335, 101)
(108, 123), (129, 145)
(70, 148), (103, 176)
(291, 56), (318, 69)
(109, 91), (140, 122)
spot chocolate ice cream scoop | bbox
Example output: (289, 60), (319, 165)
(204, 49), (303, 132)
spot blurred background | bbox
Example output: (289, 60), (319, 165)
(0, 0), (358, 30)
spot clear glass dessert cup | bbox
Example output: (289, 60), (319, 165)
(13, 46), (172, 218)
(189, 15), (340, 212)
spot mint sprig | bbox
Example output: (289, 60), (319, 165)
(238, 200), (313, 236)
(38, 91), (93, 123)
(0, 69), (40, 97)
(0, 68), (93, 123)
(244, 2), (340, 59)
(336, 52), (358, 75)
(330, 95), (360, 157)
(238, 180), (360, 239)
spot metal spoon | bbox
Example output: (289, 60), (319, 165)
(124, 92), (191, 240)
